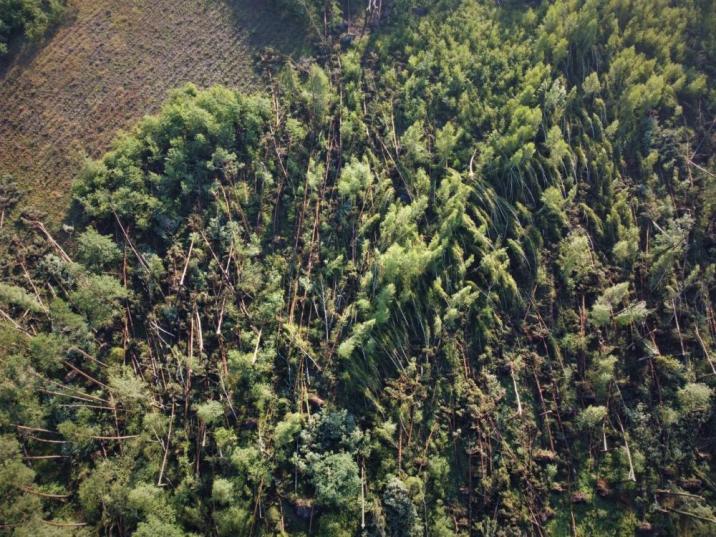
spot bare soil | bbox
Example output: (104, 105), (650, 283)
(0, 0), (308, 223)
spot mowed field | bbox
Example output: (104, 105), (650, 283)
(0, 0), (307, 223)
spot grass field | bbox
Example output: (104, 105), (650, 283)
(0, 0), (308, 225)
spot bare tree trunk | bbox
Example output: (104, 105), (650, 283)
(361, 462), (366, 530)
(179, 238), (194, 286)
(158, 400), (175, 486)
(195, 309), (204, 353)
(617, 417), (636, 482)
(24, 219), (72, 263)
(695, 325), (716, 375)
(511, 363), (523, 416)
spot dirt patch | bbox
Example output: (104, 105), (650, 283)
(0, 0), (308, 224)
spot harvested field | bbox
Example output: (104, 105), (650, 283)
(0, 0), (308, 224)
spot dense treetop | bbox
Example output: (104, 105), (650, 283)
(0, 1), (715, 535)
(0, 0), (65, 57)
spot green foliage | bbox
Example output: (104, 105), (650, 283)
(315, 512), (352, 537)
(0, 435), (39, 527)
(75, 228), (121, 272)
(0, 282), (44, 313)
(2, 1), (716, 534)
(69, 274), (127, 329)
(309, 452), (360, 508)
(196, 400), (224, 425)
(559, 231), (594, 289)
(211, 478), (234, 506)
(73, 84), (271, 234)
(577, 405), (608, 430)
(108, 366), (150, 408)
(337, 157), (373, 202)
(303, 64), (333, 125)
(0, 0), (66, 57)
(677, 383), (713, 416)
(383, 477), (417, 537)
(134, 516), (190, 537)
(273, 412), (302, 451)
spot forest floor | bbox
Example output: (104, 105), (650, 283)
(0, 0), (308, 225)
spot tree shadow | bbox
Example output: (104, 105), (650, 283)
(0, 4), (80, 80)
(223, 0), (313, 57)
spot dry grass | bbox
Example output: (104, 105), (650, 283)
(0, 0), (308, 224)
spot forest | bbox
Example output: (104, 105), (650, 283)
(0, 0), (715, 535)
